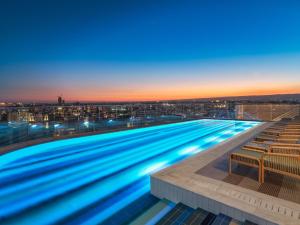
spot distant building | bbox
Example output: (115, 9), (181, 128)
(0, 111), (8, 121)
(57, 96), (63, 105)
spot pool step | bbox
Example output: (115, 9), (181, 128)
(172, 204), (194, 224)
(154, 203), (217, 225)
(155, 203), (194, 225)
(100, 192), (159, 225)
(129, 198), (175, 225)
(184, 208), (211, 225)
(210, 213), (232, 225)
(136, 201), (258, 225)
(201, 212), (217, 225)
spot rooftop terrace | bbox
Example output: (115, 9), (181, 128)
(197, 144), (300, 205)
(151, 121), (300, 225)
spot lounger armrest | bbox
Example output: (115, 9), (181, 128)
(242, 146), (267, 153)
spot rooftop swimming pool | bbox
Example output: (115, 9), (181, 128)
(0, 119), (260, 225)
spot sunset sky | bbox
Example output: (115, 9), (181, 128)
(1, 0), (300, 102)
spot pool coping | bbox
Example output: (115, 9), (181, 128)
(151, 122), (300, 225)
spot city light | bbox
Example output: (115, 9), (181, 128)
(83, 121), (89, 127)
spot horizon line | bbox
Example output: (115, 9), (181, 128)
(1, 92), (300, 104)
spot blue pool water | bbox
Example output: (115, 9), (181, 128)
(0, 119), (259, 225)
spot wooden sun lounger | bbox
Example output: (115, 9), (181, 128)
(276, 137), (299, 144)
(285, 125), (300, 128)
(280, 131), (300, 135)
(270, 144), (300, 155)
(255, 135), (299, 144)
(229, 149), (263, 182)
(262, 153), (300, 183)
(262, 127), (300, 134)
(279, 134), (300, 139)
(262, 129), (300, 136)
(261, 129), (283, 135)
(266, 126), (300, 130)
(242, 142), (269, 152)
(252, 140), (300, 148)
(255, 135), (278, 142)
(230, 143), (300, 183)
(283, 128), (300, 132)
(229, 120), (300, 183)
(264, 123), (300, 128)
(242, 141), (300, 153)
(267, 126), (286, 130)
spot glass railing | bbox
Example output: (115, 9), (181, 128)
(0, 116), (186, 148)
(235, 104), (300, 121)
(0, 103), (299, 149)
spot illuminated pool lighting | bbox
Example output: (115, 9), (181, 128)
(178, 146), (202, 156)
(141, 161), (169, 175)
(31, 124), (37, 128)
(0, 119), (260, 224)
(220, 130), (234, 135)
(215, 137), (227, 143)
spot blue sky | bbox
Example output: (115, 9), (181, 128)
(1, 0), (300, 101)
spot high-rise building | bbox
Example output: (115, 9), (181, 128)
(58, 96), (64, 105)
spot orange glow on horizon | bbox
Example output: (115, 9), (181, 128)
(52, 81), (300, 102)
(9, 84), (300, 102)
(2, 64), (300, 103)
(68, 90), (300, 102)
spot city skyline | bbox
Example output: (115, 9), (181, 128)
(1, 1), (300, 102)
